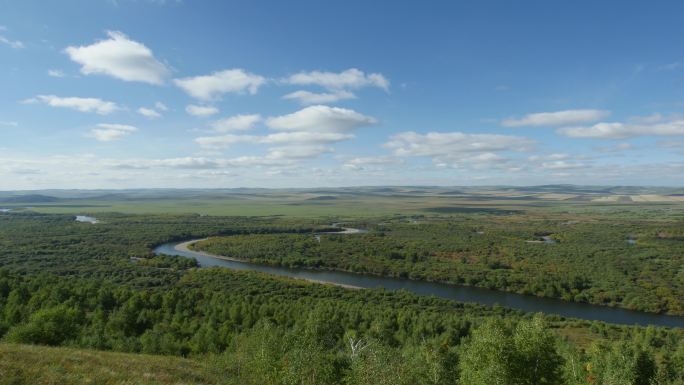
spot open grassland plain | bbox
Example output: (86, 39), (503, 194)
(2, 185), (684, 217)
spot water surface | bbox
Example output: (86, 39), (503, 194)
(75, 215), (98, 224)
(154, 238), (684, 328)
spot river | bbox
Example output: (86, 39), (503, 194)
(153, 231), (684, 328)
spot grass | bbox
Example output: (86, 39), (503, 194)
(3, 186), (684, 217)
(6, 195), (683, 218)
(0, 343), (218, 385)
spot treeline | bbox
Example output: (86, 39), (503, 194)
(193, 215), (684, 315)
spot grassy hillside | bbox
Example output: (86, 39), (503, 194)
(0, 343), (216, 385)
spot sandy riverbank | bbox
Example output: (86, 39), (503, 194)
(173, 238), (362, 290)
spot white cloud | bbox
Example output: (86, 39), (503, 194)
(596, 142), (635, 153)
(194, 134), (257, 148)
(0, 35), (24, 49)
(385, 131), (534, 157)
(267, 145), (333, 160)
(174, 69), (266, 100)
(109, 157), (220, 170)
(557, 116), (684, 139)
(266, 105), (376, 133)
(502, 109), (610, 127)
(23, 95), (120, 115)
(88, 123), (137, 141)
(527, 153), (570, 161)
(284, 68), (389, 91)
(263, 131), (354, 145)
(64, 31), (170, 85)
(195, 131), (353, 149)
(540, 160), (586, 170)
(342, 156), (399, 171)
(384, 131), (539, 171)
(196, 105), (376, 164)
(0, 121), (18, 127)
(110, 155), (293, 170)
(210, 114), (261, 132)
(48, 69), (66, 78)
(186, 104), (219, 117)
(137, 107), (161, 118)
(154, 101), (168, 111)
(282, 90), (356, 105)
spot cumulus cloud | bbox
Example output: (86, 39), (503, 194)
(502, 109), (610, 127)
(65, 31), (170, 85)
(342, 156), (399, 171)
(88, 123), (137, 141)
(0, 35), (24, 49)
(194, 105), (376, 163)
(267, 145), (333, 160)
(266, 105), (376, 133)
(186, 104), (219, 117)
(210, 114), (261, 132)
(595, 142), (635, 153)
(385, 131), (534, 157)
(384, 131), (536, 170)
(137, 107), (161, 118)
(110, 155), (293, 170)
(282, 90), (356, 105)
(109, 157), (220, 170)
(48, 69), (66, 78)
(263, 131), (354, 145)
(557, 116), (684, 139)
(174, 69), (266, 100)
(154, 101), (168, 111)
(23, 95), (120, 115)
(195, 131), (353, 149)
(193, 134), (256, 148)
(284, 68), (389, 91)
(540, 160), (586, 170)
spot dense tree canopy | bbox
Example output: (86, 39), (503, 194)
(1, 211), (683, 384)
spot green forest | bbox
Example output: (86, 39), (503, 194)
(193, 213), (684, 315)
(1, 210), (684, 384)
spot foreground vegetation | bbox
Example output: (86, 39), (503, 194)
(0, 343), (215, 385)
(1, 198), (684, 383)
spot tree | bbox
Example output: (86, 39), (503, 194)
(459, 315), (562, 385)
(587, 341), (656, 385)
(5, 304), (80, 345)
(511, 315), (562, 385)
(458, 319), (513, 385)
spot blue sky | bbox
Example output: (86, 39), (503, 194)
(1, 0), (683, 189)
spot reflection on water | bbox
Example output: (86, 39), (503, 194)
(75, 215), (98, 224)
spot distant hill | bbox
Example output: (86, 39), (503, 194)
(0, 194), (60, 203)
(306, 195), (338, 200)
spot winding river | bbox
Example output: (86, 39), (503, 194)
(154, 228), (684, 328)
